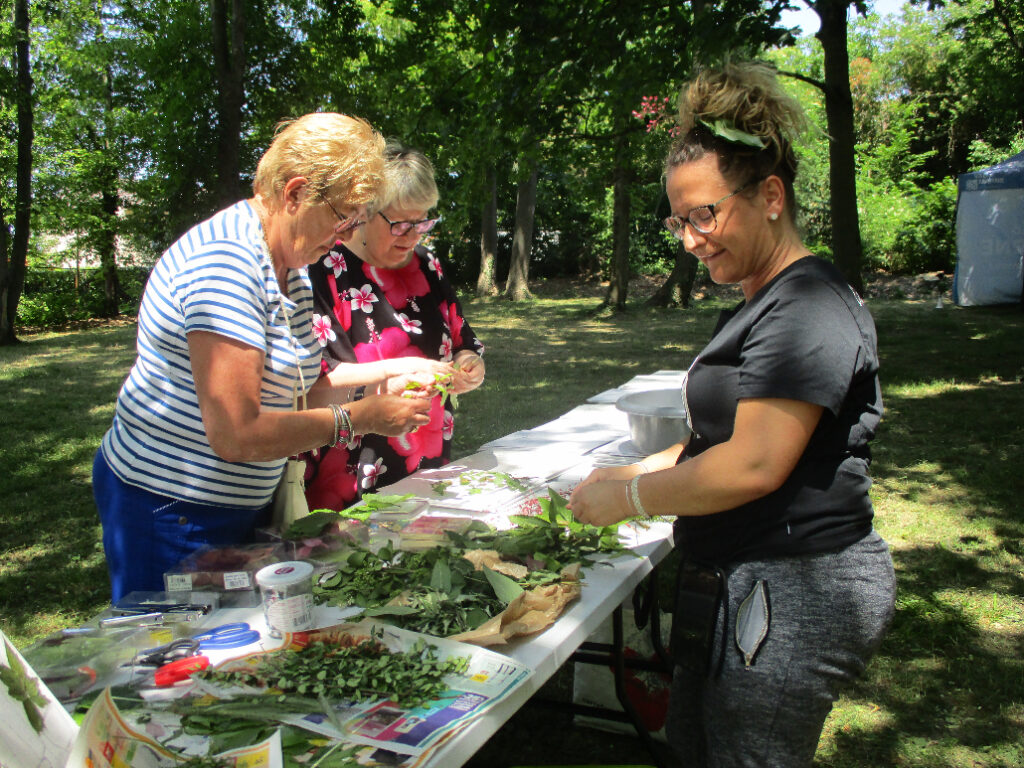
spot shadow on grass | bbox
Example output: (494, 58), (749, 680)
(0, 325), (136, 642)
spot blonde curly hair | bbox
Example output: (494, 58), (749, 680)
(253, 113), (385, 212)
(666, 61), (807, 217)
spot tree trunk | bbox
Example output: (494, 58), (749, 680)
(476, 167), (498, 297)
(814, 0), (865, 293)
(1, 0), (33, 346)
(604, 128), (632, 310)
(647, 244), (699, 308)
(504, 162), (537, 302)
(212, 0), (246, 207)
(98, 64), (121, 318)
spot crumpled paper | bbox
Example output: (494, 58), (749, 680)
(449, 560), (582, 646)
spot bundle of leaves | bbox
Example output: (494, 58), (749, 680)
(101, 686), (368, 768)
(314, 543), (566, 637)
(447, 489), (632, 571)
(284, 494), (416, 537)
(311, 489), (630, 638)
(429, 469), (532, 497)
(197, 637), (468, 710)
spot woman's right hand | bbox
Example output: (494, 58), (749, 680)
(382, 357), (454, 396)
(349, 393), (432, 436)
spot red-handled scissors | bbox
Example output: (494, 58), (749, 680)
(154, 655), (210, 687)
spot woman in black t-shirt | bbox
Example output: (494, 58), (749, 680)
(569, 62), (896, 767)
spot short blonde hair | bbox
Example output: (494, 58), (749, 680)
(253, 113), (386, 211)
(369, 140), (439, 215)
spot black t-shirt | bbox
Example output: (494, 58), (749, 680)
(674, 257), (882, 564)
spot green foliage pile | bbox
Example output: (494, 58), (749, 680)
(314, 490), (631, 637)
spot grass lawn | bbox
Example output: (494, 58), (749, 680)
(1, 289), (1023, 766)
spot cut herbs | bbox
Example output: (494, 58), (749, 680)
(313, 543), (566, 637)
(312, 488), (630, 638)
(197, 637), (468, 710)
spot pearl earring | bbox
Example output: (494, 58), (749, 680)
(769, 212), (779, 221)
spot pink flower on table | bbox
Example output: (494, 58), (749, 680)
(443, 410), (454, 440)
(439, 301), (465, 347)
(391, 397), (445, 474)
(311, 313), (336, 346)
(361, 457), (387, 489)
(397, 312), (423, 335)
(353, 326), (424, 364)
(366, 261), (429, 310)
(438, 333), (453, 361)
(349, 284), (378, 314)
(323, 250), (347, 277)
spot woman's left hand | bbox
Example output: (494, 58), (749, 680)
(568, 478), (631, 528)
(452, 352), (485, 394)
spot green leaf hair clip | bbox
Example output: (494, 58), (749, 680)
(697, 117), (766, 149)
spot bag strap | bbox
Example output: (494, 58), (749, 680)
(256, 224), (307, 414)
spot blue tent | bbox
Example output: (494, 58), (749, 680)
(953, 150), (1024, 306)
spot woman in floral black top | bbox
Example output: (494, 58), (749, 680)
(304, 143), (485, 510)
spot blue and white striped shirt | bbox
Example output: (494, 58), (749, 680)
(101, 200), (322, 507)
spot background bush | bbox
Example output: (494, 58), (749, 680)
(17, 266), (149, 327)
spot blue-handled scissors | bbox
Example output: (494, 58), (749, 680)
(190, 622), (261, 651)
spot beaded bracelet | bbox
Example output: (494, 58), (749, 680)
(628, 474), (648, 517)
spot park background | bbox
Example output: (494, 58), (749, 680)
(2, 1), (1024, 766)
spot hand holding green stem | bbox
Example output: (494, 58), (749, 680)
(403, 364), (459, 409)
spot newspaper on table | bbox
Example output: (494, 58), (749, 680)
(215, 622), (531, 758)
(68, 691), (283, 767)
(70, 621), (531, 767)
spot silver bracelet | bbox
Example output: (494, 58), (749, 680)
(628, 474), (647, 517)
(635, 461), (650, 474)
(328, 403), (343, 447)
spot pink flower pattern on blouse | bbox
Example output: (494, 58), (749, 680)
(349, 284), (378, 313)
(311, 313), (336, 346)
(303, 245), (484, 511)
(324, 251), (347, 277)
(367, 263), (430, 310)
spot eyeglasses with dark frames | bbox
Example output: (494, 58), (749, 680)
(663, 178), (760, 239)
(378, 211), (441, 237)
(320, 195), (365, 235)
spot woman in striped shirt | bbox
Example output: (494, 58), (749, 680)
(94, 113), (434, 601)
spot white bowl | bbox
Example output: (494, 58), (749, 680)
(615, 389), (691, 454)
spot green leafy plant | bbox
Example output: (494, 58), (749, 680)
(198, 638), (468, 710)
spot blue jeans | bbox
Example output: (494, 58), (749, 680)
(666, 530), (896, 767)
(93, 449), (271, 602)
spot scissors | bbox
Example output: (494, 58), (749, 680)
(134, 637), (201, 667)
(190, 622), (261, 651)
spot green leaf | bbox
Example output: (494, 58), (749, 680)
(1, 639), (48, 733)
(483, 566), (524, 604)
(430, 557), (453, 593)
(362, 605), (419, 617)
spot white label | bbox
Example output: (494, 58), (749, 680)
(222, 571), (251, 590)
(165, 573), (193, 591)
(264, 593), (313, 636)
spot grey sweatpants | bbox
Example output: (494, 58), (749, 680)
(666, 530), (896, 767)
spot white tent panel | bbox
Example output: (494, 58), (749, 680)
(954, 186), (1024, 306)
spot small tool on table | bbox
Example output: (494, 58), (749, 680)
(131, 622), (260, 687)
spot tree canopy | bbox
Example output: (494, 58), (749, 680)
(3, 0), (1023, 336)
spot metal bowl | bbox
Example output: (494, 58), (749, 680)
(615, 388), (691, 454)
